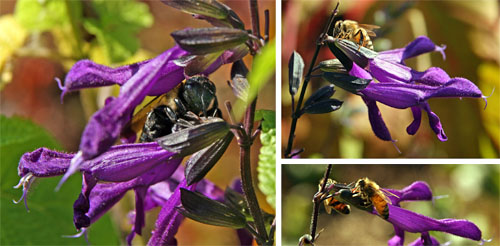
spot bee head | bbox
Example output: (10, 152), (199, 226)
(182, 76), (218, 117)
(356, 178), (367, 189)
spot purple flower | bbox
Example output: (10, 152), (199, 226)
(15, 143), (178, 211)
(335, 36), (486, 145)
(339, 180), (485, 245)
(14, 144), (233, 245)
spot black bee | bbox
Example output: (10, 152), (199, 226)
(126, 76), (220, 142)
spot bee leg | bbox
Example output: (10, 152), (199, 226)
(353, 29), (363, 51)
(164, 106), (178, 123)
(174, 98), (187, 117)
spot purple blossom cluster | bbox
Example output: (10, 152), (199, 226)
(14, 42), (247, 245)
(335, 36), (486, 148)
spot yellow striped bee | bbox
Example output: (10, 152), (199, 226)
(352, 177), (399, 220)
(333, 20), (379, 50)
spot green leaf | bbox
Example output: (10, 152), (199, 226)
(258, 127), (276, 209)
(14, 0), (68, 31)
(255, 109), (275, 132)
(0, 115), (119, 245)
(83, 0), (153, 63)
(234, 40), (276, 119)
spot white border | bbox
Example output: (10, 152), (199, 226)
(279, 159), (500, 164)
(274, 0), (283, 245)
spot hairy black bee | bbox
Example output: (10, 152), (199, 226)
(127, 76), (220, 142)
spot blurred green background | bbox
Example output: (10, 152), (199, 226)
(282, 164), (500, 245)
(0, 0), (275, 245)
(282, 0), (500, 158)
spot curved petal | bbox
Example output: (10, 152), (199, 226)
(386, 181), (433, 205)
(78, 49), (177, 161)
(387, 204), (482, 241)
(421, 102), (447, 141)
(406, 106), (422, 136)
(378, 36), (446, 64)
(60, 46), (187, 100)
(18, 147), (73, 178)
(361, 97), (394, 142)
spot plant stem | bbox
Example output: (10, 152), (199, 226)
(239, 99), (269, 244)
(250, 0), (261, 40)
(238, 1), (271, 244)
(310, 164), (332, 243)
(284, 5), (339, 158)
(284, 45), (321, 158)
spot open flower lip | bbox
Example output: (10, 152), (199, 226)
(331, 36), (486, 145)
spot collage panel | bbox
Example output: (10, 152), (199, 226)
(282, 0), (499, 158)
(1, 0), (275, 245)
(282, 164), (499, 246)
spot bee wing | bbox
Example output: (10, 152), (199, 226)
(358, 24), (380, 36)
(127, 94), (170, 134)
(380, 189), (400, 204)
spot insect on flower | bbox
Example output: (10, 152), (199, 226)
(332, 20), (379, 50)
(352, 177), (399, 220)
(316, 178), (352, 215)
(124, 75), (221, 143)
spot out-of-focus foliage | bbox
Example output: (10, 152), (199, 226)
(235, 40), (276, 118)
(83, 0), (153, 63)
(0, 115), (120, 245)
(256, 109), (277, 209)
(282, 164), (500, 245)
(14, 0), (72, 31)
(0, 15), (27, 89)
(282, 0), (500, 158)
(1, 0), (276, 244)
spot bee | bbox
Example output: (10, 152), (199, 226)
(352, 177), (398, 219)
(318, 179), (351, 215)
(332, 20), (379, 50)
(125, 76), (220, 142)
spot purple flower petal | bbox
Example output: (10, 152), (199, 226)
(361, 78), (483, 110)
(148, 179), (195, 246)
(361, 96), (394, 142)
(370, 58), (454, 86)
(387, 204), (482, 241)
(73, 158), (182, 237)
(378, 36), (446, 64)
(421, 102), (447, 141)
(386, 181), (433, 206)
(406, 106), (422, 136)
(408, 232), (441, 246)
(16, 143), (177, 210)
(60, 46), (188, 100)
(387, 226), (405, 246)
(78, 51), (175, 161)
